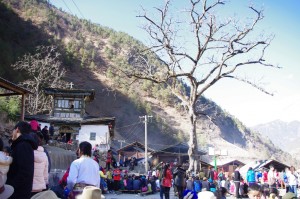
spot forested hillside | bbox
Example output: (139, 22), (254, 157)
(0, 0), (298, 165)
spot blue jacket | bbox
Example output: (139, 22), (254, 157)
(194, 180), (202, 192)
(126, 178), (134, 190)
(247, 169), (256, 183)
(133, 179), (141, 191)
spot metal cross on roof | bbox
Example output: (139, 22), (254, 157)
(68, 82), (74, 89)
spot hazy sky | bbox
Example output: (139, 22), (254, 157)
(50, 0), (300, 126)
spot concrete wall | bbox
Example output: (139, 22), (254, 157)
(78, 124), (110, 151)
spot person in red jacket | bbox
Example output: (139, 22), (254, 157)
(262, 169), (268, 184)
(161, 163), (172, 199)
(113, 167), (121, 191)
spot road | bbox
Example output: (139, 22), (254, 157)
(102, 188), (240, 199)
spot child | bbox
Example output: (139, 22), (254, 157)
(229, 178), (235, 195)
(248, 184), (262, 199)
(0, 138), (12, 183)
(202, 177), (210, 191)
(186, 176), (194, 191)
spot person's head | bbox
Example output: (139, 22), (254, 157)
(248, 184), (262, 199)
(30, 132), (43, 146)
(220, 187), (227, 196)
(163, 163), (170, 176)
(270, 187), (278, 196)
(249, 167), (253, 171)
(78, 141), (92, 157)
(261, 184), (270, 198)
(269, 165), (274, 171)
(285, 167), (290, 172)
(12, 121), (31, 140)
(290, 166), (295, 173)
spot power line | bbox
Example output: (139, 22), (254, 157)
(61, 0), (73, 15)
(124, 123), (142, 141)
(118, 122), (141, 141)
(115, 122), (141, 130)
(70, 0), (85, 19)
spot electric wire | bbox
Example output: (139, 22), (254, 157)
(70, 0), (85, 19)
(117, 122), (141, 142)
(61, 0), (73, 15)
(124, 123), (143, 141)
(115, 122), (141, 130)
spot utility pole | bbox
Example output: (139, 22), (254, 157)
(118, 140), (125, 162)
(140, 115), (152, 174)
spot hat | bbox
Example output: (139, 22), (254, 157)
(76, 186), (105, 199)
(0, 176), (14, 199)
(282, 192), (297, 199)
(197, 191), (216, 199)
(30, 190), (60, 199)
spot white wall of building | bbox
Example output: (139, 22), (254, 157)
(78, 124), (110, 151)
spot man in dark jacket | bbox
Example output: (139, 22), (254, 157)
(41, 125), (50, 143)
(234, 166), (242, 198)
(7, 121), (38, 199)
(173, 165), (186, 199)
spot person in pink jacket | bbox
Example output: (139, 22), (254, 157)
(31, 133), (49, 197)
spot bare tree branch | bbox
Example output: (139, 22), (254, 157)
(122, 0), (279, 171)
(12, 45), (67, 114)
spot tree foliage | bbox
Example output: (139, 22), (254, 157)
(12, 45), (66, 114)
(0, 95), (20, 121)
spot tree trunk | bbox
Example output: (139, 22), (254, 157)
(187, 109), (199, 172)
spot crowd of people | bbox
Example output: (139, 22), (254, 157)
(1, 120), (300, 199)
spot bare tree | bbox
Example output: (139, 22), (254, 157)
(12, 45), (66, 115)
(122, 0), (280, 171)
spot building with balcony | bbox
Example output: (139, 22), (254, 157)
(25, 87), (115, 150)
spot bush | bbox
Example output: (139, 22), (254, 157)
(0, 96), (20, 121)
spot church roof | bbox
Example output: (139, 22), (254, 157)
(44, 87), (95, 100)
(25, 114), (115, 125)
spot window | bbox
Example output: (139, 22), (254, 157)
(55, 99), (69, 108)
(90, 132), (96, 140)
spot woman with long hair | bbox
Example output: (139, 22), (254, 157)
(161, 163), (172, 199)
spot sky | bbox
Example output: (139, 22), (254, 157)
(50, 0), (300, 127)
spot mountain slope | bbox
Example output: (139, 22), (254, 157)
(0, 0), (298, 166)
(252, 120), (300, 155)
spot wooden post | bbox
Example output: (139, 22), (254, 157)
(21, 94), (26, 121)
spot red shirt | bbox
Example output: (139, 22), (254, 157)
(113, 169), (121, 181)
(263, 171), (268, 183)
(106, 152), (112, 163)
